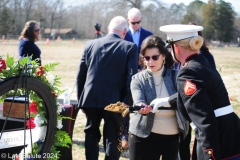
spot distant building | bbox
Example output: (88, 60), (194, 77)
(43, 28), (79, 39)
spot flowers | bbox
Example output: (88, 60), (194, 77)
(29, 101), (38, 113)
(57, 103), (64, 114)
(57, 120), (63, 129)
(46, 72), (55, 86)
(26, 118), (36, 129)
(35, 66), (45, 76)
(34, 114), (44, 127)
(0, 55), (72, 160)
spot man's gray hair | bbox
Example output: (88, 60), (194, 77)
(127, 8), (141, 19)
(108, 16), (128, 31)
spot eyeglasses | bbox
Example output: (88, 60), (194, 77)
(143, 55), (160, 61)
(34, 29), (40, 32)
(130, 20), (141, 25)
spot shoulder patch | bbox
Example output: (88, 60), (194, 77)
(184, 79), (197, 96)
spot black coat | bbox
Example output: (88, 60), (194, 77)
(76, 33), (138, 108)
(176, 54), (240, 160)
(200, 50), (216, 68)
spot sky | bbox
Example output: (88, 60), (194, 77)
(160, 0), (240, 14)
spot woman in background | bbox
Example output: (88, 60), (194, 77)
(19, 20), (41, 65)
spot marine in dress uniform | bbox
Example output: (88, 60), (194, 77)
(158, 24), (240, 160)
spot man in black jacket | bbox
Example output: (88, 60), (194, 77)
(76, 16), (138, 160)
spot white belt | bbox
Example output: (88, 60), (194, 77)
(190, 105), (234, 130)
(214, 105), (233, 117)
(190, 122), (197, 130)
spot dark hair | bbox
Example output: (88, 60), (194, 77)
(188, 22), (209, 52)
(140, 35), (174, 68)
(19, 20), (40, 42)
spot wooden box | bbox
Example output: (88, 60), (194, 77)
(3, 96), (29, 119)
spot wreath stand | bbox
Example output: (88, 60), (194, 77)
(0, 75), (79, 160)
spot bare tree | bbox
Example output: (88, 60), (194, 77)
(108, 0), (163, 10)
(234, 15), (240, 42)
(49, 0), (61, 39)
(0, 0), (239, 40)
(169, 3), (186, 24)
(126, 0), (142, 9)
(24, 0), (33, 22)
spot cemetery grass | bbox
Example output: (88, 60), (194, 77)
(1, 40), (240, 160)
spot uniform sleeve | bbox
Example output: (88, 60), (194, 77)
(169, 93), (177, 108)
(122, 44), (138, 105)
(177, 68), (221, 160)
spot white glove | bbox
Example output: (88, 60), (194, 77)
(150, 97), (170, 113)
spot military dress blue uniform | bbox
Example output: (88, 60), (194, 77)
(176, 53), (240, 160)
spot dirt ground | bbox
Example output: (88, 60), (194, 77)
(1, 40), (239, 160)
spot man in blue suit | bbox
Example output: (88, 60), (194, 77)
(125, 8), (153, 60)
(122, 7), (153, 149)
(76, 16), (138, 160)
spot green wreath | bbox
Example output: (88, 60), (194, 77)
(0, 54), (72, 160)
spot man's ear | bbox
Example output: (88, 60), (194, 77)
(124, 28), (127, 34)
(122, 28), (127, 38)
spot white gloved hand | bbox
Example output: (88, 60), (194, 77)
(150, 97), (170, 113)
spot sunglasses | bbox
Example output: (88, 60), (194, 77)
(130, 20), (141, 25)
(143, 55), (160, 61)
(34, 29), (40, 32)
